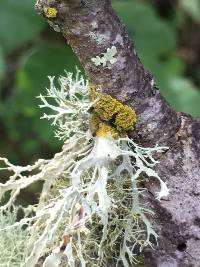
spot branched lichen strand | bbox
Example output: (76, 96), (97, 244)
(0, 71), (169, 267)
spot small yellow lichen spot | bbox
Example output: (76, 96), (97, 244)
(45, 7), (57, 18)
(115, 106), (137, 131)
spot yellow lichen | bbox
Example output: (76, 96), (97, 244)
(96, 123), (126, 139)
(45, 7), (58, 18)
(89, 84), (100, 100)
(93, 95), (123, 121)
(89, 86), (137, 137)
(89, 113), (101, 133)
(115, 105), (137, 131)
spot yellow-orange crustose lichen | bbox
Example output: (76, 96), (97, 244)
(94, 95), (123, 121)
(96, 123), (126, 139)
(115, 105), (136, 131)
(89, 85), (99, 100)
(89, 86), (137, 137)
(44, 7), (58, 18)
(96, 123), (118, 138)
(89, 113), (101, 133)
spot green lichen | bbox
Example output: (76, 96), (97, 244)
(0, 208), (30, 266)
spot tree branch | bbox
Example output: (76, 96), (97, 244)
(36, 0), (180, 147)
(35, 0), (200, 266)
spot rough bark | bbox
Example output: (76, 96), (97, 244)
(35, 0), (200, 266)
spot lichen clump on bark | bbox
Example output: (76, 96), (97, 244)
(90, 85), (137, 137)
(0, 70), (169, 267)
(44, 7), (57, 18)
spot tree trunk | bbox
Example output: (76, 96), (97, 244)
(35, 0), (200, 266)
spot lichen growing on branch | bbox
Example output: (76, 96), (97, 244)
(0, 69), (169, 267)
(44, 7), (57, 18)
(91, 46), (118, 67)
(89, 85), (137, 136)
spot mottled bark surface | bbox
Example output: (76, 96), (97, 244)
(35, 0), (200, 266)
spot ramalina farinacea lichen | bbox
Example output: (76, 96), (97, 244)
(0, 69), (169, 267)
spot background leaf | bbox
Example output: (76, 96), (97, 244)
(0, 0), (45, 53)
(0, 46), (5, 82)
(113, 1), (176, 57)
(16, 42), (83, 115)
(113, 0), (200, 117)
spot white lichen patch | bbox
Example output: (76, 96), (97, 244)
(91, 46), (117, 67)
(0, 69), (169, 267)
(38, 68), (91, 140)
(88, 32), (106, 44)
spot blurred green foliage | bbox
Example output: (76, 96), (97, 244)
(113, 0), (200, 116)
(0, 0), (45, 53)
(0, 0), (200, 164)
(0, 47), (5, 81)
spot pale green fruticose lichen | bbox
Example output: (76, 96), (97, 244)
(91, 46), (117, 67)
(0, 69), (169, 267)
(0, 208), (29, 267)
